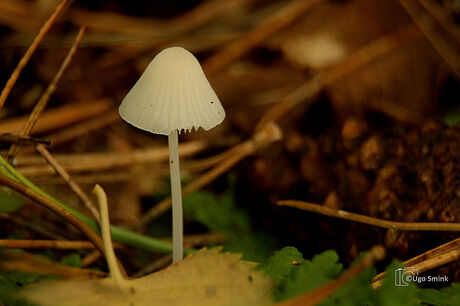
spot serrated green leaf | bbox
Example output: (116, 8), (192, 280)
(276, 249), (342, 301)
(258, 247), (304, 283)
(320, 266), (376, 306)
(369, 261), (420, 306)
(183, 191), (251, 234)
(223, 231), (278, 262)
(416, 283), (460, 306)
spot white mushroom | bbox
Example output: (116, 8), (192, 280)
(119, 47), (225, 261)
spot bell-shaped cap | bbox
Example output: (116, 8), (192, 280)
(119, 47), (225, 135)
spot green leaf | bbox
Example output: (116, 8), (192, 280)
(275, 249), (343, 301)
(320, 266), (376, 306)
(0, 189), (25, 213)
(60, 253), (83, 268)
(0, 271), (42, 306)
(223, 231), (278, 262)
(183, 190), (278, 262)
(369, 261), (420, 306)
(183, 191), (251, 234)
(416, 283), (460, 306)
(258, 247), (304, 283)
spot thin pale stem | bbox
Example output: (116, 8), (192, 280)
(168, 130), (183, 261)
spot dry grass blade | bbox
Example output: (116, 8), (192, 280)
(8, 26), (86, 161)
(279, 246), (386, 306)
(398, 0), (460, 80)
(278, 200), (460, 231)
(202, 0), (323, 76)
(16, 140), (207, 176)
(0, 173), (105, 257)
(0, 0), (71, 108)
(35, 144), (100, 219)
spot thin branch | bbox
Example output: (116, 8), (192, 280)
(35, 144), (100, 219)
(279, 246), (385, 306)
(278, 200), (460, 231)
(202, 0), (323, 76)
(8, 26), (86, 161)
(0, 0), (71, 108)
(0, 173), (105, 256)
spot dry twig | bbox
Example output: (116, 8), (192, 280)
(35, 144), (100, 219)
(278, 200), (460, 231)
(8, 26), (86, 161)
(0, 0), (71, 108)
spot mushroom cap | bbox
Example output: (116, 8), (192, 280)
(119, 47), (225, 135)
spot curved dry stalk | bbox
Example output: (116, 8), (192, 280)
(92, 184), (128, 288)
(0, 173), (106, 256)
(278, 200), (460, 231)
(0, 0), (71, 109)
(279, 246), (385, 306)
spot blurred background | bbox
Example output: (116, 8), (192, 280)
(0, 0), (459, 283)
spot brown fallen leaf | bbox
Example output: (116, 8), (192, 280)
(18, 248), (274, 306)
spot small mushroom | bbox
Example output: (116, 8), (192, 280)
(119, 47), (225, 261)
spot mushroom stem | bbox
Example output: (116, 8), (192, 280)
(168, 130), (183, 261)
